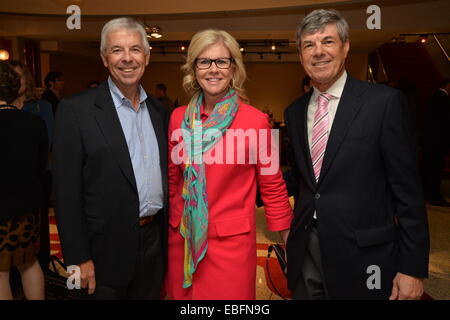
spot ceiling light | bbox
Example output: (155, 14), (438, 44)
(146, 26), (162, 39)
(0, 49), (9, 61)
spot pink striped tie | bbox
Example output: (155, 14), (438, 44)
(311, 93), (333, 182)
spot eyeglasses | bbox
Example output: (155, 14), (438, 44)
(195, 57), (234, 70)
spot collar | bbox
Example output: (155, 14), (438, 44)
(439, 88), (448, 96)
(107, 77), (147, 109)
(311, 70), (347, 102)
(199, 102), (210, 121)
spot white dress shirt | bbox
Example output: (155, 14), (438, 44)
(307, 71), (347, 149)
(108, 77), (163, 218)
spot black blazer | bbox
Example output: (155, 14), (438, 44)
(284, 75), (429, 299)
(0, 109), (48, 219)
(423, 89), (450, 154)
(53, 82), (168, 287)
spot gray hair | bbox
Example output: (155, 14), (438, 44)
(296, 9), (349, 49)
(100, 17), (149, 55)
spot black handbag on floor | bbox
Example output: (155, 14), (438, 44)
(45, 255), (87, 300)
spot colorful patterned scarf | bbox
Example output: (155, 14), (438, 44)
(180, 88), (239, 288)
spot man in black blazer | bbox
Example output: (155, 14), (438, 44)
(423, 79), (450, 207)
(53, 17), (168, 299)
(284, 9), (429, 300)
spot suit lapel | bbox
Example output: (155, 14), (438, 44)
(292, 91), (316, 190)
(318, 75), (364, 186)
(146, 97), (168, 202)
(93, 82), (138, 194)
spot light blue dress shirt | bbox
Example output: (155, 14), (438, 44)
(108, 77), (163, 217)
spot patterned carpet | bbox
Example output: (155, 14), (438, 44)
(49, 210), (435, 300)
(49, 214), (63, 260)
(48, 211), (291, 299)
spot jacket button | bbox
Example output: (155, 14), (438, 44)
(315, 193), (320, 200)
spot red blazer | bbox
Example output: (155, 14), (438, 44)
(165, 102), (293, 299)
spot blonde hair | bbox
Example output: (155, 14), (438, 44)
(8, 60), (39, 102)
(181, 29), (248, 102)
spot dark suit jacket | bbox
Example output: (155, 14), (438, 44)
(284, 75), (429, 299)
(42, 89), (60, 116)
(423, 89), (450, 154)
(0, 109), (48, 219)
(53, 82), (168, 287)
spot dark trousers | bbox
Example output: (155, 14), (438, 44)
(423, 149), (447, 200)
(292, 222), (329, 300)
(89, 214), (164, 300)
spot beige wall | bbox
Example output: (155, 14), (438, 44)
(47, 52), (367, 120)
(245, 62), (303, 120)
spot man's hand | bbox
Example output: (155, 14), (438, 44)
(79, 260), (96, 295)
(389, 272), (424, 300)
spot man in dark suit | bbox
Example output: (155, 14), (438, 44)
(53, 17), (168, 299)
(155, 83), (174, 113)
(423, 79), (450, 207)
(42, 71), (64, 116)
(284, 9), (429, 300)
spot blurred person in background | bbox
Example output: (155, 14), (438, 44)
(0, 61), (48, 300)
(42, 71), (65, 115)
(302, 75), (312, 93)
(422, 79), (450, 207)
(87, 81), (100, 88)
(8, 60), (53, 274)
(155, 83), (174, 112)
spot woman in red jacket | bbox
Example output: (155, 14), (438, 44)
(165, 29), (293, 300)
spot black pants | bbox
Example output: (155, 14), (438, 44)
(423, 149), (447, 200)
(89, 214), (164, 300)
(292, 223), (329, 300)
